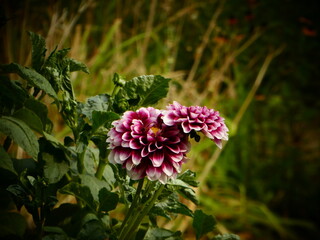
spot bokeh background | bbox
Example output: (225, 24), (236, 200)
(1, 0), (319, 239)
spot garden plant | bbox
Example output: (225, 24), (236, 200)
(0, 32), (239, 240)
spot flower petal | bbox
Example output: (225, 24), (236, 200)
(150, 151), (164, 167)
(132, 151), (142, 165)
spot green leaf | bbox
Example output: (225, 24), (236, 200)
(0, 212), (27, 238)
(0, 116), (39, 160)
(79, 94), (111, 120)
(59, 182), (96, 211)
(28, 31), (46, 71)
(120, 75), (170, 107)
(144, 227), (182, 240)
(192, 210), (217, 240)
(0, 77), (28, 106)
(69, 58), (90, 74)
(178, 170), (199, 187)
(98, 187), (119, 213)
(80, 175), (112, 201)
(24, 98), (52, 132)
(168, 179), (198, 205)
(0, 63), (58, 99)
(77, 219), (108, 240)
(151, 194), (193, 218)
(177, 187), (198, 205)
(13, 107), (44, 133)
(0, 146), (17, 175)
(102, 164), (116, 188)
(213, 234), (241, 240)
(91, 111), (119, 132)
(43, 153), (69, 184)
(43, 226), (69, 240)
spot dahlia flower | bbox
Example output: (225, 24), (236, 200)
(162, 101), (229, 148)
(107, 107), (190, 183)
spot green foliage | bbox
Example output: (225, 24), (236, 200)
(144, 228), (182, 240)
(114, 75), (170, 111)
(192, 210), (217, 240)
(0, 32), (234, 240)
(0, 116), (39, 160)
(0, 63), (58, 99)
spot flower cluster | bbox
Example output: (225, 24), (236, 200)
(107, 102), (228, 183)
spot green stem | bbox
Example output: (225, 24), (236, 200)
(95, 151), (110, 180)
(119, 179), (144, 239)
(95, 161), (107, 180)
(122, 183), (165, 240)
(77, 145), (87, 174)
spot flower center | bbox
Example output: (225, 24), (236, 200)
(150, 126), (160, 135)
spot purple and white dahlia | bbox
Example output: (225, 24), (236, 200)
(162, 101), (229, 148)
(107, 107), (190, 183)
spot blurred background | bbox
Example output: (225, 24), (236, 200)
(1, 0), (319, 239)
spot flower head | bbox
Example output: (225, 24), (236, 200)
(162, 101), (229, 148)
(107, 107), (190, 183)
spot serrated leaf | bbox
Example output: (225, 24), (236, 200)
(213, 234), (241, 240)
(103, 164), (116, 187)
(79, 94), (111, 121)
(0, 116), (39, 160)
(168, 178), (198, 205)
(120, 75), (170, 107)
(144, 228), (182, 240)
(13, 107), (43, 133)
(0, 146), (17, 175)
(77, 219), (108, 240)
(176, 187), (198, 205)
(80, 175), (112, 201)
(24, 98), (52, 132)
(43, 153), (69, 184)
(178, 170), (199, 187)
(28, 31), (46, 71)
(98, 188), (119, 212)
(0, 78), (28, 105)
(0, 63), (58, 99)
(91, 111), (119, 132)
(152, 194), (193, 218)
(69, 58), (90, 74)
(192, 210), (217, 240)
(59, 182), (96, 211)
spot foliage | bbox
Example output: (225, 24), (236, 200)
(0, 33), (230, 240)
(1, 1), (319, 239)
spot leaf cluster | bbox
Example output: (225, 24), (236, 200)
(0, 32), (239, 240)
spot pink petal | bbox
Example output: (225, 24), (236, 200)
(129, 139), (141, 149)
(141, 146), (149, 157)
(167, 151), (183, 162)
(119, 149), (131, 161)
(166, 144), (180, 154)
(214, 139), (222, 149)
(162, 162), (174, 176)
(122, 132), (131, 141)
(146, 167), (162, 181)
(181, 121), (191, 133)
(132, 151), (142, 165)
(150, 151), (164, 167)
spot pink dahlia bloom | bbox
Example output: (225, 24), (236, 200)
(107, 107), (190, 183)
(162, 101), (229, 148)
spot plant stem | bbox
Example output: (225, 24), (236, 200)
(95, 161), (107, 180)
(119, 179), (144, 239)
(121, 183), (165, 240)
(95, 151), (110, 180)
